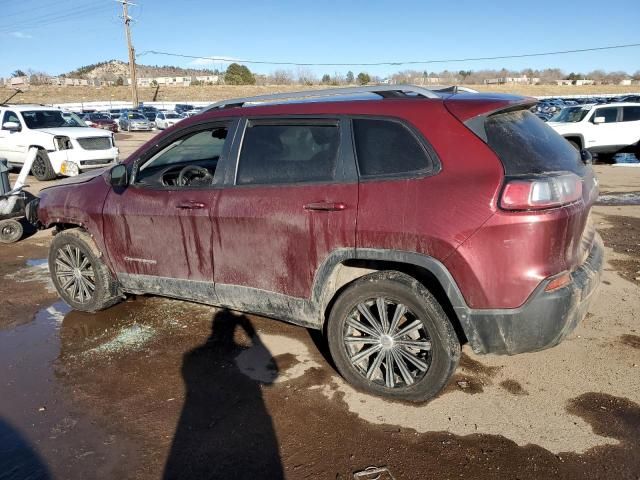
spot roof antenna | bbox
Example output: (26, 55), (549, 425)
(1, 88), (23, 106)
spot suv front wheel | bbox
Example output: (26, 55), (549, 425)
(327, 271), (460, 402)
(48, 229), (122, 312)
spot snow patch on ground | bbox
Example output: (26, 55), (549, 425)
(5, 259), (55, 293)
(87, 324), (156, 356)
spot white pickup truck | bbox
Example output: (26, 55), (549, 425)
(0, 105), (119, 180)
(547, 102), (640, 160)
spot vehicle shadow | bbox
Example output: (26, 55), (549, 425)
(162, 309), (284, 480)
(0, 418), (51, 480)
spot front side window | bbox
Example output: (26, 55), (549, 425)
(236, 122), (340, 185)
(352, 118), (433, 177)
(592, 107), (619, 123)
(136, 126), (228, 187)
(622, 106), (640, 122)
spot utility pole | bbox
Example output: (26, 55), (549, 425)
(117, 0), (139, 108)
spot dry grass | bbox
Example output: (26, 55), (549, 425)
(4, 83), (638, 105)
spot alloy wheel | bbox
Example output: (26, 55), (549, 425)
(342, 298), (432, 389)
(54, 244), (96, 303)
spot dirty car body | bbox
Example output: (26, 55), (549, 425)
(32, 85), (603, 401)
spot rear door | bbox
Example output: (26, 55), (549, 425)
(621, 106), (640, 146)
(213, 117), (358, 306)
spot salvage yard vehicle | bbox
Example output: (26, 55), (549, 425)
(30, 85), (603, 402)
(118, 111), (153, 132)
(0, 105), (119, 180)
(547, 102), (640, 161)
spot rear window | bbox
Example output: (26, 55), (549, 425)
(352, 119), (433, 177)
(485, 110), (584, 176)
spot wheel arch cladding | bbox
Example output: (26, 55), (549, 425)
(313, 248), (469, 345)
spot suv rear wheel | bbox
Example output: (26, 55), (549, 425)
(48, 229), (121, 312)
(327, 271), (460, 402)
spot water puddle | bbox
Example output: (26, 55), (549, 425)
(596, 192), (640, 205)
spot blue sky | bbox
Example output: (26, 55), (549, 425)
(1, 0), (639, 78)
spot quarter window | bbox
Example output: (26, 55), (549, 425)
(237, 122), (340, 185)
(352, 119), (433, 177)
(622, 106), (640, 122)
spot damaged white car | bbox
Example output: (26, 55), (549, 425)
(0, 105), (119, 180)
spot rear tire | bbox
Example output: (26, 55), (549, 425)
(31, 149), (56, 181)
(327, 271), (461, 402)
(48, 229), (121, 312)
(0, 219), (23, 243)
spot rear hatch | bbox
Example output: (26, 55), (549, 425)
(447, 94), (598, 272)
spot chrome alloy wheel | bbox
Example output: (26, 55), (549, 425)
(55, 245), (96, 303)
(342, 298), (432, 389)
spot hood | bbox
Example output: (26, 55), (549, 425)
(36, 127), (113, 138)
(40, 167), (109, 191)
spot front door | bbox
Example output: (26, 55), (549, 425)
(0, 110), (25, 164)
(213, 117), (358, 313)
(102, 122), (234, 303)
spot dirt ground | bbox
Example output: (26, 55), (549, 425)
(1, 137), (639, 479)
(5, 83), (639, 105)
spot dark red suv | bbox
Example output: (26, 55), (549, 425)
(30, 85), (603, 401)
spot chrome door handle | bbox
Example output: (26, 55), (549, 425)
(176, 201), (206, 210)
(303, 202), (346, 211)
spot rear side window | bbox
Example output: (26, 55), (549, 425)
(622, 106), (640, 122)
(237, 122), (339, 185)
(352, 119), (433, 177)
(485, 110), (583, 175)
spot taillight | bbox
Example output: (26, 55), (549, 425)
(500, 173), (582, 211)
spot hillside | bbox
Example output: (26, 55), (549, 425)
(6, 83), (640, 105)
(65, 59), (216, 80)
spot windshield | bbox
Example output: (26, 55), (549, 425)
(90, 113), (110, 121)
(128, 113), (146, 120)
(549, 106), (591, 123)
(166, 113), (181, 119)
(22, 110), (86, 129)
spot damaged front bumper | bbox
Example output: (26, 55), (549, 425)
(463, 233), (604, 355)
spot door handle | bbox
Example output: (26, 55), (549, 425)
(303, 202), (346, 211)
(176, 201), (206, 210)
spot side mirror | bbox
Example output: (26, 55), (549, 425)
(580, 149), (593, 165)
(109, 164), (128, 187)
(593, 116), (605, 124)
(2, 121), (21, 132)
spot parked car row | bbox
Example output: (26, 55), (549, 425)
(533, 95), (640, 121)
(70, 104), (203, 132)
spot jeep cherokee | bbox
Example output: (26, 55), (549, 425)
(30, 85), (603, 402)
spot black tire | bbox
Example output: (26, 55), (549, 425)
(327, 271), (461, 402)
(48, 228), (121, 312)
(0, 219), (23, 243)
(31, 149), (57, 181)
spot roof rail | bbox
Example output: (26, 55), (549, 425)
(202, 84), (444, 111)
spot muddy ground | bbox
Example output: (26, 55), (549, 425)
(1, 139), (639, 479)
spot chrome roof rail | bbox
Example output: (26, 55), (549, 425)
(202, 84), (443, 111)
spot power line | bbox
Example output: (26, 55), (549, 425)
(137, 42), (640, 67)
(0, 2), (112, 33)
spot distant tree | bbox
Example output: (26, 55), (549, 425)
(356, 72), (370, 85)
(150, 79), (158, 87)
(225, 63), (255, 85)
(296, 67), (316, 85)
(346, 71), (354, 84)
(458, 70), (472, 81)
(116, 76), (124, 86)
(632, 70), (640, 81)
(321, 74), (331, 84)
(271, 69), (293, 85)
(11, 69), (27, 77)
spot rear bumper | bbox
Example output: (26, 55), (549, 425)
(462, 233), (604, 355)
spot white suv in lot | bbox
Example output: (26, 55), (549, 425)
(0, 105), (119, 180)
(547, 102), (640, 160)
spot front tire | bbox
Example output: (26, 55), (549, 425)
(31, 149), (56, 181)
(48, 229), (121, 312)
(327, 271), (460, 402)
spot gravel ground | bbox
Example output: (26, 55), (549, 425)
(1, 143), (639, 479)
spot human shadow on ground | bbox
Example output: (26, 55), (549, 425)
(0, 418), (51, 480)
(163, 309), (284, 479)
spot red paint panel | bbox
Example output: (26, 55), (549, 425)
(214, 183), (357, 298)
(101, 187), (216, 282)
